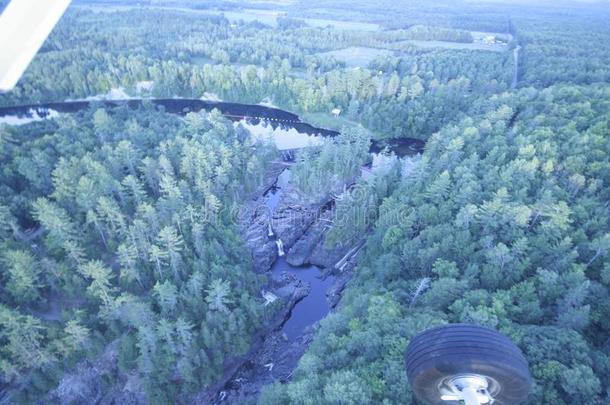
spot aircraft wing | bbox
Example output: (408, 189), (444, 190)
(0, 0), (72, 92)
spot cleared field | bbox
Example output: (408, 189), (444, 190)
(195, 10), (380, 30)
(317, 47), (394, 67)
(300, 18), (380, 31)
(402, 40), (507, 52)
(245, 0), (295, 6)
(289, 68), (308, 79)
(211, 10), (279, 25)
(471, 30), (513, 43)
(77, 5), (379, 31)
(191, 56), (215, 67)
(77, 5), (280, 25)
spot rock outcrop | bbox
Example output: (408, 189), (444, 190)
(46, 340), (147, 405)
(285, 208), (353, 269)
(241, 163), (286, 272)
(193, 273), (309, 404)
(271, 183), (319, 249)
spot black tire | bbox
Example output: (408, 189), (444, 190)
(405, 323), (532, 405)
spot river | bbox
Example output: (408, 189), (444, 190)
(0, 98), (425, 155)
(263, 169), (336, 342)
(0, 97), (424, 403)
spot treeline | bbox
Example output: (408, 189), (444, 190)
(401, 24), (473, 43)
(290, 0), (512, 32)
(0, 8), (512, 141)
(0, 105), (279, 403)
(516, 15), (610, 87)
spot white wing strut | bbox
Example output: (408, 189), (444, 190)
(0, 0), (72, 92)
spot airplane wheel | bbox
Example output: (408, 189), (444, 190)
(405, 323), (532, 404)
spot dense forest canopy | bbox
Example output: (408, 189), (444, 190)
(0, 0), (609, 404)
(0, 5), (515, 140)
(1, 104), (281, 402)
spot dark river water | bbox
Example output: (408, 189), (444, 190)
(271, 260), (335, 340)
(264, 169), (336, 341)
(0, 98), (425, 156)
(0, 98), (424, 345)
(1, 97), (428, 402)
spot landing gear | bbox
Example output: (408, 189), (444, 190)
(405, 324), (532, 405)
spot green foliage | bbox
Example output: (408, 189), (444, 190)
(402, 24), (474, 43)
(0, 7), (514, 140)
(0, 106), (275, 401)
(292, 126), (370, 201)
(1, 2), (610, 404)
(272, 84), (610, 404)
(2, 250), (43, 305)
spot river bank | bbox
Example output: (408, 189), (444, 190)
(0, 98), (425, 156)
(199, 156), (364, 404)
(5, 99), (420, 404)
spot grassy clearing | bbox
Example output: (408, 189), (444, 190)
(400, 39), (507, 52)
(317, 47), (394, 67)
(77, 4), (380, 31)
(301, 18), (380, 31)
(191, 56), (215, 67)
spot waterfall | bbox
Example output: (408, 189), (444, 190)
(276, 239), (285, 257)
(268, 222), (274, 237)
